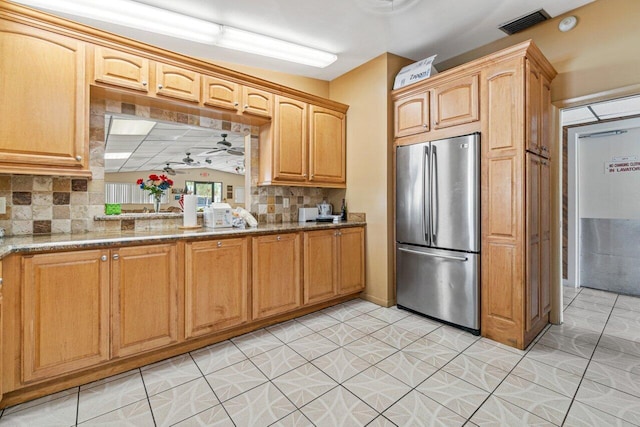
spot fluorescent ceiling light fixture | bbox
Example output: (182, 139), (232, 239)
(218, 26), (337, 68)
(109, 119), (156, 136)
(13, 0), (337, 68)
(104, 152), (133, 160)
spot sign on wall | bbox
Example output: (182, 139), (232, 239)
(605, 156), (640, 174)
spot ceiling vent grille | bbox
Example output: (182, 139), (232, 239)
(498, 9), (551, 35)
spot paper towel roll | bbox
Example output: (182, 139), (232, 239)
(183, 194), (197, 227)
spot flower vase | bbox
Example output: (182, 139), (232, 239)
(153, 194), (161, 213)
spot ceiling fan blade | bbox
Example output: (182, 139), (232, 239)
(202, 148), (225, 155)
(227, 148), (244, 156)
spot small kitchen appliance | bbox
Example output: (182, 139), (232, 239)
(298, 207), (318, 222)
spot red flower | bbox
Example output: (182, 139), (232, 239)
(136, 178), (143, 185)
(166, 178), (174, 186)
(159, 174), (168, 181)
(148, 174), (160, 181)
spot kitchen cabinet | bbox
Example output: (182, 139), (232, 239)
(394, 92), (430, 138)
(155, 62), (200, 103)
(432, 73), (479, 130)
(202, 75), (240, 111)
(0, 21), (88, 176)
(185, 238), (249, 338)
(111, 244), (179, 358)
(241, 86), (272, 118)
(309, 105), (346, 185)
(304, 227), (365, 304)
(259, 97), (347, 188)
(94, 46), (150, 93)
(22, 250), (110, 382)
(526, 60), (552, 158)
(252, 233), (302, 319)
(480, 46), (556, 350)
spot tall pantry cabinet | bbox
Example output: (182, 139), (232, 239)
(480, 45), (556, 350)
(393, 40), (556, 350)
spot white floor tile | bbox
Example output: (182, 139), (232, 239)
(272, 363), (337, 407)
(462, 340), (523, 371)
(0, 393), (78, 427)
(575, 378), (640, 425)
(375, 351), (439, 388)
(223, 382), (296, 427)
(300, 386), (377, 427)
(416, 370), (489, 419)
(469, 395), (550, 426)
(564, 401), (636, 427)
(78, 399), (155, 426)
(343, 366), (412, 412)
(148, 377), (219, 427)
(231, 329), (283, 358)
(383, 389), (466, 427)
(78, 371), (147, 422)
(313, 347), (372, 383)
(250, 345), (307, 379)
(171, 404), (234, 427)
(343, 335), (398, 364)
(204, 359), (267, 402)
(141, 353), (203, 396)
(190, 340), (247, 375)
(442, 354), (509, 393)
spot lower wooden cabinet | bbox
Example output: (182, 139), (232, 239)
(252, 233), (302, 320)
(21, 250), (110, 382)
(304, 226), (365, 304)
(185, 238), (249, 338)
(111, 244), (179, 358)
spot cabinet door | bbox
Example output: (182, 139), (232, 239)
(0, 22), (87, 173)
(525, 153), (541, 331)
(155, 63), (200, 102)
(252, 233), (301, 319)
(94, 46), (149, 92)
(22, 251), (110, 382)
(202, 75), (239, 111)
(432, 73), (479, 130)
(540, 75), (552, 158)
(111, 244), (179, 358)
(394, 92), (429, 137)
(185, 238), (249, 338)
(309, 105), (346, 185)
(273, 96), (307, 182)
(304, 230), (337, 304)
(337, 227), (366, 295)
(540, 158), (551, 315)
(526, 60), (542, 155)
(241, 86), (272, 117)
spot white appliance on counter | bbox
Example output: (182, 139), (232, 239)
(203, 203), (233, 228)
(298, 207), (318, 222)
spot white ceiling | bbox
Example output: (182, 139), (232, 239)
(562, 95), (640, 126)
(105, 115), (246, 175)
(24, 0), (594, 80)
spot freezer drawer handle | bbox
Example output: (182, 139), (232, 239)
(398, 247), (468, 262)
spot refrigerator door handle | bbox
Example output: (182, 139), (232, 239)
(398, 247), (468, 262)
(423, 145), (430, 245)
(431, 145), (438, 245)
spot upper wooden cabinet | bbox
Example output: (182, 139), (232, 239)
(309, 106), (346, 185)
(202, 75), (239, 111)
(155, 62), (200, 103)
(241, 86), (272, 118)
(94, 46), (150, 92)
(21, 250), (110, 383)
(526, 60), (552, 158)
(259, 97), (346, 188)
(252, 233), (302, 320)
(394, 92), (429, 138)
(111, 244), (179, 358)
(0, 21), (88, 176)
(184, 238), (250, 338)
(432, 73), (479, 130)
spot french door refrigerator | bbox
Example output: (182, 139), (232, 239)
(396, 133), (480, 334)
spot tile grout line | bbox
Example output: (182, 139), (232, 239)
(137, 367), (159, 427)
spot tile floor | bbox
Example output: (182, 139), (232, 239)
(1, 286), (639, 426)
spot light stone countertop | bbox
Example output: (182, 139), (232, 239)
(0, 221), (367, 259)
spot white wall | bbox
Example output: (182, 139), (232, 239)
(578, 127), (640, 219)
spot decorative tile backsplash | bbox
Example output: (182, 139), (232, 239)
(0, 97), (332, 236)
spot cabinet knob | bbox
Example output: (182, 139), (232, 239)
(234, 102), (239, 107)
(217, 241), (222, 247)
(112, 254), (119, 260)
(311, 174), (314, 178)
(100, 255), (107, 262)
(244, 105), (249, 109)
(338, 231), (342, 236)
(423, 124), (428, 128)
(142, 81), (148, 86)
(75, 155), (82, 162)
(303, 173), (307, 177)
(277, 235), (281, 241)
(158, 84), (163, 89)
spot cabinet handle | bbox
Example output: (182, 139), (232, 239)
(75, 155), (82, 162)
(158, 84), (163, 90)
(217, 241), (222, 247)
(112, 254), (119, 260)
(100, 255), (107, 262)
(142, 81), (148, 86)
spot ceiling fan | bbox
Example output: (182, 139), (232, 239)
(162, 153), (200, 175)
(160, 163), (186, 176)
(201, 134), (244, 156)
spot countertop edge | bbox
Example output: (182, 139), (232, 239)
(0, 221), (367, 259)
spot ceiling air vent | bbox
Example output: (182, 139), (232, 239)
(498, 9), (551, 35)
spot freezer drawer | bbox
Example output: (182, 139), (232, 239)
(396, 244), (479, 331)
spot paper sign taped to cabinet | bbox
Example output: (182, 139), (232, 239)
(393, 54), (438, 90)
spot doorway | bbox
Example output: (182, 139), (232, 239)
(562, 95), (640, 296)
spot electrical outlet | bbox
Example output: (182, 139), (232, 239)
(0, 197), (5, 214)
(283, 198), (290, 208)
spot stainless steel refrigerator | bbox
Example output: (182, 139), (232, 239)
(396, 133), (480, 334)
